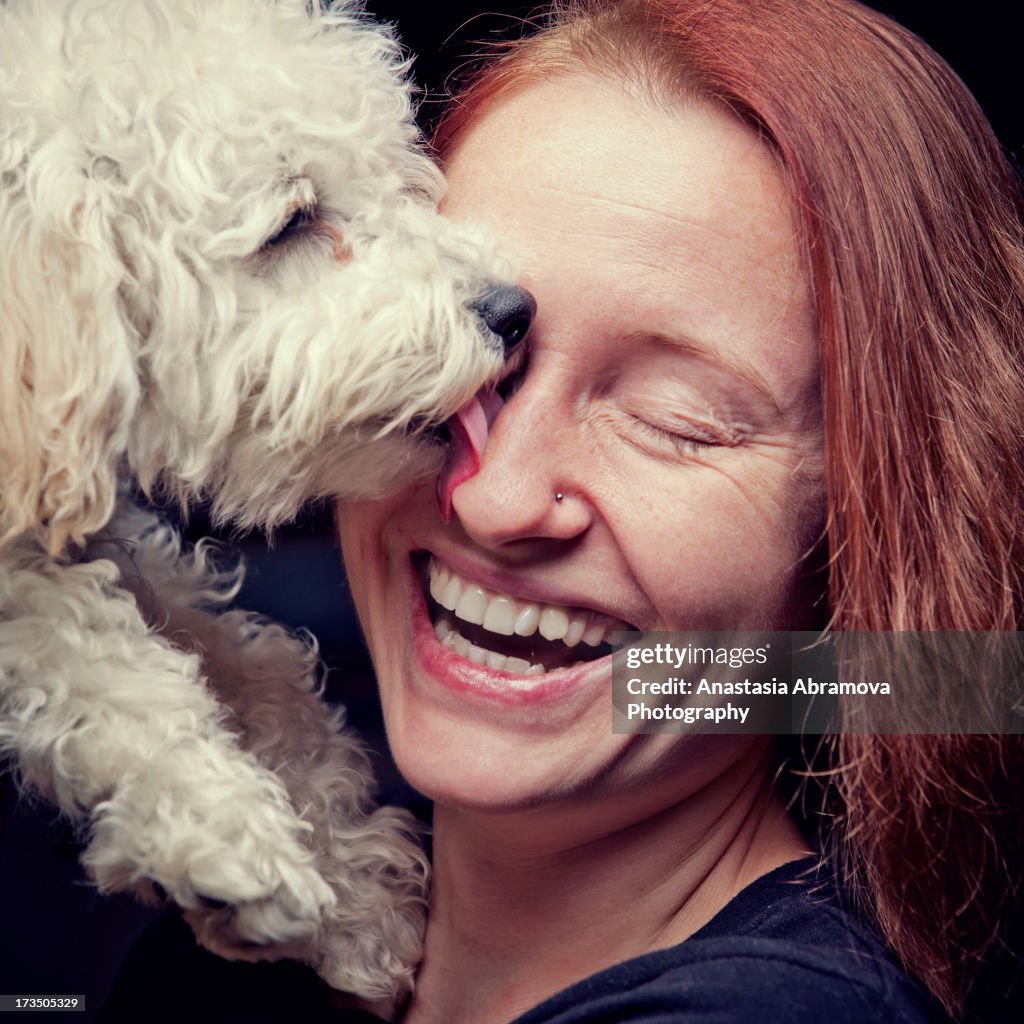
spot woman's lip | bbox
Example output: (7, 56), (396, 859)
(407, 559), (614, 706)
(418, 547), (636, 629)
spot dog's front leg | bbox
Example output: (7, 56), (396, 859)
(132, 564), (430, 1000)
(0, 546), (335, 952)
(161, 602), (430, 1001)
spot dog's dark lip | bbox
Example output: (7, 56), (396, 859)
(409, 341), (527, 445)
(493, 343), (528, 398)
(409, 417), (450, 444)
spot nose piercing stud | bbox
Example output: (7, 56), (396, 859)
(555, 492), (564, 503)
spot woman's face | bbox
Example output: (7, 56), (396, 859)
(337, 74), (823, 813)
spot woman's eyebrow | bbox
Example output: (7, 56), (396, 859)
(631, 331), (784, 416)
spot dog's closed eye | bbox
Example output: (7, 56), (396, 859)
(265, 204), (315, 248)
(251, 186), (346, 274)
(262, 201), (319, 252)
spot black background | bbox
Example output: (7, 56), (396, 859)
(1, 2), (1021, 1019)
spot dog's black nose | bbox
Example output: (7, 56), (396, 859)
(473, 285), (536, 353)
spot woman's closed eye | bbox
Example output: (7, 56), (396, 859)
(626, 412), (744, 458)
(630, 415), (725, 455)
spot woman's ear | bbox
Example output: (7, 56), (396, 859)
(0, 164), (139, 554)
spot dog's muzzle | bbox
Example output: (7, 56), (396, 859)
(472, 285), (536, 355)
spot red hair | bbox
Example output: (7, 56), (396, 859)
(435, 1), (1024, 1016)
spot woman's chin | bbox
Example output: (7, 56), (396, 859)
(393, 756), (561, 813)
(383, 697), (596, 813)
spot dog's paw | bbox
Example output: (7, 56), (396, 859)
(82, 764), (337, 957)
(153, 853), (333, 940)
(99, 840), (337, 963)
(180, 875), (334, 962)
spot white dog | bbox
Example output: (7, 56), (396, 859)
(0, 0), (532, 1003)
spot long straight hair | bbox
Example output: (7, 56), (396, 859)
(435, 1), (1024, 1015)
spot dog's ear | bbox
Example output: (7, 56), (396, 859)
(0, 160), (138, 554)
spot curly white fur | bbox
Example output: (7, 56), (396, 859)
(0, 0), (519, 1003)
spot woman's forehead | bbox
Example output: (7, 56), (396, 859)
(445, 74), (797, 265)
(443, 73), (816, 403)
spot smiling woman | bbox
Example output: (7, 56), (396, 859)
(337, 1), (1024, 1023)
(338, 80), (823, 797)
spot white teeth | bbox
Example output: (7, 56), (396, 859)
(539, 606), (570, 642)
(429, 567), (446, 604)
(440, 576), (462, 612)
(564, 615), (587, 647)
(426, 558), (627, 656)
(514, 604), (540, 637)
(482, 596), (517, 636)
(455, 585), (488, 625)
(431, 617), (545, 676)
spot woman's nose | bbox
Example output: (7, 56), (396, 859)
(449, 384), (592, 548)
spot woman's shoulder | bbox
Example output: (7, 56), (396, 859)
(512, 858), (945, 1024)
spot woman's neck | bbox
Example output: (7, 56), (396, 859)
(401, 742), (809, 1024)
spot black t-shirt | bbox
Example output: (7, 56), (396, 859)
(509, 858), (940, 1023)
(98, 859), (942, 1024)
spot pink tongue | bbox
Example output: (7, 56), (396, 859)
(436, 390), (505, 523)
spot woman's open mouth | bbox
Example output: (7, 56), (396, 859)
(420, 555), (629, 676)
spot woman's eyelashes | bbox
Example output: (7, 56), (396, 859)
(629, 414), (729, 456)
(612, 384), (745, 458)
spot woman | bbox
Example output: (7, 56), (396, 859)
(337, 1), (1024, 1021)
